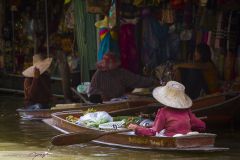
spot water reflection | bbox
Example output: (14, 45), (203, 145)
(0, 94), (240, 160)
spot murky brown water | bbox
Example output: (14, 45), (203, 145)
(0, 94), (240, 160)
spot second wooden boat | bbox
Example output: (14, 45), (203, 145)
(16, 98), (156, 120)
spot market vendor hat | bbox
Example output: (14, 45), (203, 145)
(22, 54), (52, 77)
(152, 81), (192, 109)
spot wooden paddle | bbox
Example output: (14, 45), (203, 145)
(71, 87), (90, 104)
(51, 129), (131, 146)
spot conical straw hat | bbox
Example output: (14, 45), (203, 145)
(152, 81), (192, 109)
(22, 57), (52, 78)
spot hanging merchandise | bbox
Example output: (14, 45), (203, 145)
(133, 0), (144, 7)
(141, 9), (169, 69)
(64, 2), (74, 29)
(108, 0), (117, 29)
(119, 19), (140, 73)
(211, 12), (224, 49)
(199, 0), (208, 7)
(224, 11), (237, 81)
(95, 16), (119, 61)
(170, 0), (185, 10)
(120, 2), (141, 19)
(180, 29), (192, 41)
(86, 0), (110, 14)
(161, 7), (174, 24)
(133, 0), (161, 7)
(64, 0), (71, 4)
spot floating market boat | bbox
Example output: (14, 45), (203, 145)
(43, 109), (229, 152)
(109, 91), (240, 128)
(16, 98), (156, 120)
(191, 91), (240, 128)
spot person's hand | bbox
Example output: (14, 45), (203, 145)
(34, 67), (40, 78)
(128, 123), (139, 131)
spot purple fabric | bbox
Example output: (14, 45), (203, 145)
(119, 23), (140, 73)
(135, 107), (206, 137)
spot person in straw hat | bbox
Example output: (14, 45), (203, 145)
(22, 54), (53, 109)
(128, 81), (206, 137)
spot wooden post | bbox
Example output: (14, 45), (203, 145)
(56, 49), (72, 102)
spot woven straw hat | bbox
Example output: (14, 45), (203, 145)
(22, 54), (52, 77)
(152, 81), (192, 109)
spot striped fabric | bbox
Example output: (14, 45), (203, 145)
(74, 0), (97, 82)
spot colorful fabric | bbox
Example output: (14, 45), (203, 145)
(89, 68), (156, 100)
(97, 28), (119, 61)
(119, 23), (140, 73)
(108, 0), (117, 29)
(135, 107), (206, 137)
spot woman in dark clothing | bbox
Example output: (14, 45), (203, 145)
(89, 53), (158, 102)
(22, 54), (53, 109)
(174, 43), (219, 98)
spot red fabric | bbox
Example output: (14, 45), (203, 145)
(119, 23), (140, 74)
(135, 107), (206, 137)
(170, 0), (185, 10)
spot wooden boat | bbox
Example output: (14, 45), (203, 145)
(108, 91), (240, 128)
(16, 98), (156, 120)
(192, 91), (240, 128)
(43, 110), (228, 152)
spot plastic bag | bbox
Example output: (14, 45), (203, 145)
(76, 111), (113, 128)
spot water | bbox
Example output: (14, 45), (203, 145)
(0, 94), (240, 160)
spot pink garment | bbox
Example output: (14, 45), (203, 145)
(119, 23), (140, 74)
(135, 107), (206, 137)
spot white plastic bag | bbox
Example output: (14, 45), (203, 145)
(76, 111), (113, 127)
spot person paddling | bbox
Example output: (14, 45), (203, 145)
(22, 54), (53, 110)
(128, 81), (206, 137)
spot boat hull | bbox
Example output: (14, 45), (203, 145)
(17, 99), (156, 120)
(42, 111), (228, 152)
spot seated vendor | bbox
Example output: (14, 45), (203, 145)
(128, 81), (206, 137)
(22, 54), (53, 109)
(88, 52), (158, 103)
(174, 43), (220, 98)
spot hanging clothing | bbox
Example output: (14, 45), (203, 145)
(141, 14), (169, 69)
(119, 23), (140, 73)
(97, 28), (119, 61)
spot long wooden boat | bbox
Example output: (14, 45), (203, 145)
(192, 91), (240, 128)
(16, 98), (156, 120)
(43, 110), (228, 152)
(108, 91), (240, 128)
